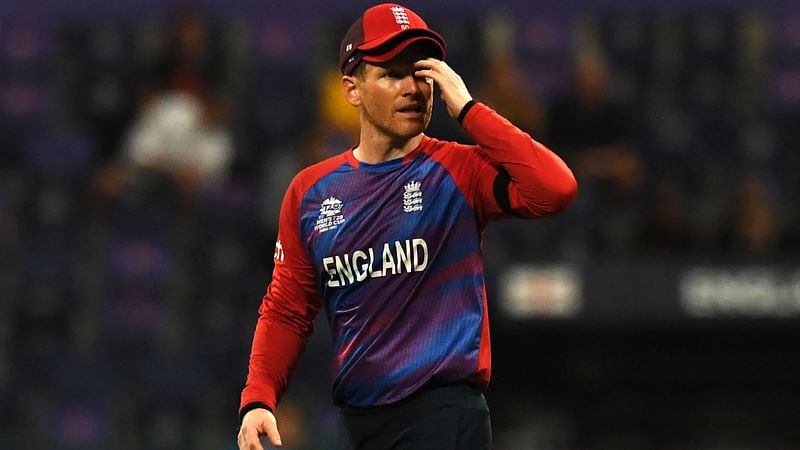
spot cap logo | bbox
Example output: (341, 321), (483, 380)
(346, 43), (353, 51)
(390, 6), (411, 30)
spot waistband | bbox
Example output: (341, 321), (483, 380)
(340, 382), (484, 416)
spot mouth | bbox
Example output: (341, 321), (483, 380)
(396, 105), (426, 117)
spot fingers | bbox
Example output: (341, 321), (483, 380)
(237, 424), (281, 449)
(413, 57), (445, 70)
(414, 58), (472, 119)
(413, 58), (460, 81)
(413, 58), (451, 84)
(237, 425), (265, 450)
(264, 414), (283, 447)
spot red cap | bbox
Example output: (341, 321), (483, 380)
(339, 3), (446, 75)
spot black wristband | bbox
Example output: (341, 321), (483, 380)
(239, 402), (272, 424)
(457, 99), (477, 125)
(493, 167), (518, 216)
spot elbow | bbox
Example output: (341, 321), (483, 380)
(507, 168), (578, 217)
(540, 172), (578, 216)
(557, 173), (578, 211)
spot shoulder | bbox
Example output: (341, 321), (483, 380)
(422, 136), (488, 167)
(422, 135), (475, 157)
(287, 152), (351, 200)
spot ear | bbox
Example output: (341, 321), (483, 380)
(342, 75), (361, 107)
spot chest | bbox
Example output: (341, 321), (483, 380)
(298, 159), (469, 270)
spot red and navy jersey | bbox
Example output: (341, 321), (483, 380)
(241, 102), (576, 412)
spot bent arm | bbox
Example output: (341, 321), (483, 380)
(461, 101), (577, 219)
(414, 58), (576, 220)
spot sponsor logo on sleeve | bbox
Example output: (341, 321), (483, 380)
(273, 239), (285, 262)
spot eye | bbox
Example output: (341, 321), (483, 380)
(386, 70), (405, 79)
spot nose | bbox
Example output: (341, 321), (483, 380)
(402, 73), (426, 97)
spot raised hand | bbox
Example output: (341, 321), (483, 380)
(414, 58), (473, 120)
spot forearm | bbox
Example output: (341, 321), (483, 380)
(462, 102), (577, 217)
(240, 277), (319, 415)
(241, 308), (309, 414)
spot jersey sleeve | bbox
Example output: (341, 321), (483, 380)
(240, 177), (322, 416)
(461, 102), (577, 223)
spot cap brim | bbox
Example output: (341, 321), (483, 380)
(360, 30), (446, 64)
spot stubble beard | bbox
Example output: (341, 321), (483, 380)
(361, 102), (433, 144)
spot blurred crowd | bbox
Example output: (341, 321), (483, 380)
(0, 4), (799, 449)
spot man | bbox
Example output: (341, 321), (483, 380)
(238, 4), (577, 449)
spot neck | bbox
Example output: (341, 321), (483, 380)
(353, 130), (424, 164)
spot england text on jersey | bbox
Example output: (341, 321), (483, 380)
(322, 238), (429, 287)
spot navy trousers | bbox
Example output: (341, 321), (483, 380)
(340, 384), (492, 450)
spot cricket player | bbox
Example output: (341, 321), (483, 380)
(238, 3), (577, 449)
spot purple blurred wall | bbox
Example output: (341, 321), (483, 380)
(0, 0), (795, 22)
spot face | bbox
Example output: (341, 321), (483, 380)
(345, 45), (434, 143)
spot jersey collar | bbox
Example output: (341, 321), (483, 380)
(344, 134), (431, 170)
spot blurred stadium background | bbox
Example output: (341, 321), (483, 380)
(1, 0), (799, 448)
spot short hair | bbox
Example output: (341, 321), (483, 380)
(351, 60), (366, 79)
